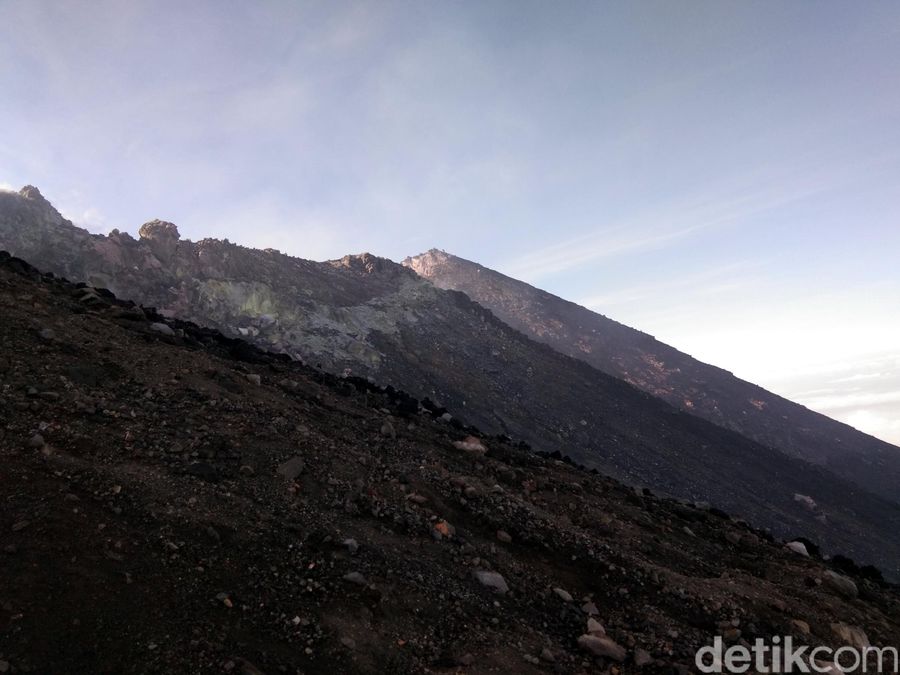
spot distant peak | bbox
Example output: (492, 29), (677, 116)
(18, 185), (53, 208)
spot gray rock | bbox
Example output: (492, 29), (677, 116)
(343, 571), (367, 586)
(540, 648), (555, 663)
(342, 538), (359, 554)
(246, 373), (261, 386)
(38, 328), (55, 340)
(552, 587), (573, 602)
(496, 530), (512, 543)
(586, 617), (605, 635)
(634, 648), (653, 667)
(149, 322), (175, 336)
(473, 569), (508, 594)
(577, 634), (626, 662)
(831, 622), (869, 650)
(380, 420), (396, 438)
(823, 570), (858, 599)
(277, 456), (305, 480)
(27, 433), (44, 448)
(785, 541), (809, 557)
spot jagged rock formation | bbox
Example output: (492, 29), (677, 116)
(405, 248), (900, 505)
(2, 186), (900, 580)
(0, 251), (898, 673)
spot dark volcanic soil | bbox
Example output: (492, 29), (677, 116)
(1, 252), (898, 675)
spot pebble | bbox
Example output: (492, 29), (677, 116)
(246, 373), (261, 386)
(38, 328), (55, 340)
(277, 456), (305, 481)
(11, 521), (30, 532)
(149, 322), (175, 336)
(380, 421), (396, 438)
(581, 601), (599, 615)
(823, 570), (858, 599)
(577, 634), (626, 662)
(791, 619), (810, 636)
(340, 636), (357, 650)
(540, 648), (555, 663)
(634, 648), (653, 667)
(586, 618), (605, 635)
(496, 530), (512, 543)
(343, 572), (368, 586)
(343, 538), (359, 554)
(785, 541), (809, 557)
(28, 433), (45, 448)
(552, 587), (573, 602)
(831, 622), (869, 650)
(473, 569), (509, 594)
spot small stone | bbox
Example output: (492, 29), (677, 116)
(523, 654), (540, 665)
(540, 648), (555, 663)
(464, 486), (478, 498)
(723, 628), (741, 642)
(380, 421), (396, 438)
(407, 493), (427, 505)
(38, 328), (55, 340)
(28, 434), (45, 448)
(791, 619), (811, 636)
(586, 618), (605, 635)
(343, 572), (367, 586)
(239, 465), (255, 476)
(823, 570), (858, 599)
(496, 530), (512, 543)
(785, 541), (809, 557)
(473, 569), (508, 594)
(552, 587), (573, 602)
(11, 521), (29, 532)
(581, 601), (599, 615)
(453, 436), (487, 454)
(831, 622), (869, 650)
(343, 538), (359, 554)
(0, 659), (9, 673)
(340, 636), (356, 650)
(277, 456), (305, 480)
(634, 648), (653, 667)
(246, 373), (261, 386)
(577, 634), (626, 662)
(149, 322), (175, 336)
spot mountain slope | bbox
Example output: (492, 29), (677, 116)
(1, 186), (899, 579)
(404, 249), (900, 505)
(1, 250), (899, 674)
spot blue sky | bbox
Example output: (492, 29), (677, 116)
(2, 1), (900, 444)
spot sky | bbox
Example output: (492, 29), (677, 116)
(1, 1), (899, 444)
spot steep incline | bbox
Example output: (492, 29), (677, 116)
(2, 186), (899, 577)
(1, 251), (899, 674)
(404, 249), (900, 505)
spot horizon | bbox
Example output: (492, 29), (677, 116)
(2, 1), (899, 445)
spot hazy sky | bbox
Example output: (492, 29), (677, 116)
(2, 1), (899, 444)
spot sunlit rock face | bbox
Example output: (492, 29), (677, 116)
(2, 186), (900, 580)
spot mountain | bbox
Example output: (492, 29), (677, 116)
(1, 186), (899, 580)
(1, 249), (898, 673)
(404, 249), (900, 505)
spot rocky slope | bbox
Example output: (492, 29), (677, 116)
(404, 249), (900, 505)
(1, 251), (898, 674)
(1, 186), (899, 580)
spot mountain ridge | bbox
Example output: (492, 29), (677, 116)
(403, 248), (900, 505)
(2, 185), (899, 579)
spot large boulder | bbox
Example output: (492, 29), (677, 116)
(138, 219), (181, 263)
